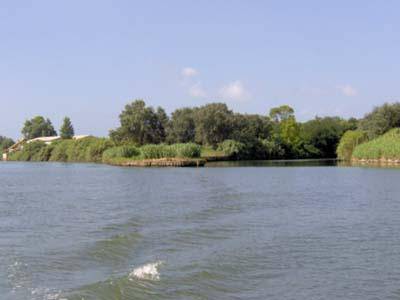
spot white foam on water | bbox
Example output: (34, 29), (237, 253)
(31, 287), (67, 300)
(128, 261), (164, 281)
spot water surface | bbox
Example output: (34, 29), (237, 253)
(1, 162), (400, 299)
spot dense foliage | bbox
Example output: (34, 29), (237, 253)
(352, 129), (400, 160)
(336, 102), (400, 160)
(0, 136), (14, 152)
(358, 103), (400, 139)
(16, 100), (400, 163)
(8, 137), (114, 163)
(109, 100), (167, 145)
(8, 136), (201, 164)
(108, 100), (356, 160)
(60, 117), (74, 139)
(22, 116), (57, 139)
(336, 130), (369, 161)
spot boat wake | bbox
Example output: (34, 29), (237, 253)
(128, 261), (164, 281)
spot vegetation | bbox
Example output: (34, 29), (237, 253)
(0, 136), (14, 153)
(107, 100), (356, 160)
(22, 116), (57, 139)
(60, 117), (74, 139)
(8, 136), (201, 165)
(336, 130), (369, 161)
(8, 137), (114, 163)
(336, 102), (400, 161)
(358, 103), (400, 139)
(352, 129), (400, 160)
(11, 99), (400, 165)
(109, 100), (168, 145)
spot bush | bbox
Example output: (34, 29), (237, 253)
(336, 130), (369, 161)
(9, 141), (47, 161)
(32, 144), (55, 161)
(85, 138), (114, 162)
(140, 144), (176, 159)
(102, 145), (140, 162)
(172, 143), (201, 158)
(49, 140), (71, 162)
(352, 128), (400, 160)
(217, 140), (246, 159)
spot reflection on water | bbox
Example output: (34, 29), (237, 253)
(206, 158), (338, 167)
(1, 162), (400, 299)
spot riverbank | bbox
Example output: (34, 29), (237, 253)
(351, 158), (400, 166)
(107, 157), (206, 167)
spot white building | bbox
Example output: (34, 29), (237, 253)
(2, 135), (90, 161)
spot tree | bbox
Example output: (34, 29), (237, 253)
(269, 105), (295, 122)
(167, 108), (196, 143)
(231, 113), (272, 143)
(358, 102), (400, 138)
(0, 136), (15, 150)
(280, 116), (301, 149)
(301, 117), (357, 158)
(194, 103), (233, 146)
(336, 130), (369, 160)
(60, 117), (74, 139)
(21, 116), (57, 139)
(110, 99), (167, 145)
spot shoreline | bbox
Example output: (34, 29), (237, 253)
(351, 158), (400, 166)
(1, 158), (340, 168)
(108, 157), (206, 167)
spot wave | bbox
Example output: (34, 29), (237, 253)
(63, 262), (165, 300)
(128, 261), (164, 281)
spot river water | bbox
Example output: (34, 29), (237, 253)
(1, 161), (400, 299)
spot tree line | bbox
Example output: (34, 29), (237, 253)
(108, 100), (357, 159)
(3, 100), (400, 160)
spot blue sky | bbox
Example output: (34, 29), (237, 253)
(1, 0), (399, 139)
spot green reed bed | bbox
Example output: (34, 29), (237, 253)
(352, 128), (400, 160)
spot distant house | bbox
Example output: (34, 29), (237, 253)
(27, 136), (61, 144)
(26, 135), (90, 144)
(1, 135), (90, 161)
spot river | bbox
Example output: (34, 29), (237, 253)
(1, 161), (400, 299)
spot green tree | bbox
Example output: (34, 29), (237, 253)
(301, 117), (357, 158)
(194, 103), (233, 146)
(110, 99), (167, 145)
(0, 136), (15, 151)
(167, 107), (196, 143)
(21, 116), (57, 139)
(280, 116), (301, 148)
(269, 105), (295, 122)
(358, 102), (400, 138)
(60, 117), (75, 139)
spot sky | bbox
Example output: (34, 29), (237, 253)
(1, 0), (400, 139)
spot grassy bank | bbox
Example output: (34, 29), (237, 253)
(8, 137), (205, 167)
(352, 128), (400, 161)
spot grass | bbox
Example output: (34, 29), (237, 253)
(352, 128), (400, 160)
(200, 146), (226, 158)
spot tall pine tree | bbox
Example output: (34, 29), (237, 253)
(60, 117), (74, 139)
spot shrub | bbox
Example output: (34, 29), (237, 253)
(352, 128), (400, 160)
(172, 143), (201, 158)
(102, 145), (140, 162)
(217, 140), (246, 159)
(85, 138), (114, 162)
(140, 144), (176, 159)
(32, 144), (55, 161)
(336, 130), (369, 160)
(9, 141), (47, 161)
(49, 140), (69, 161)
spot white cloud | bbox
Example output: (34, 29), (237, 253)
(188, 82), (206, 98)
(338, 84), (358, 97)
(219, 80), (250, 101)
(181, 67), (198, 78)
